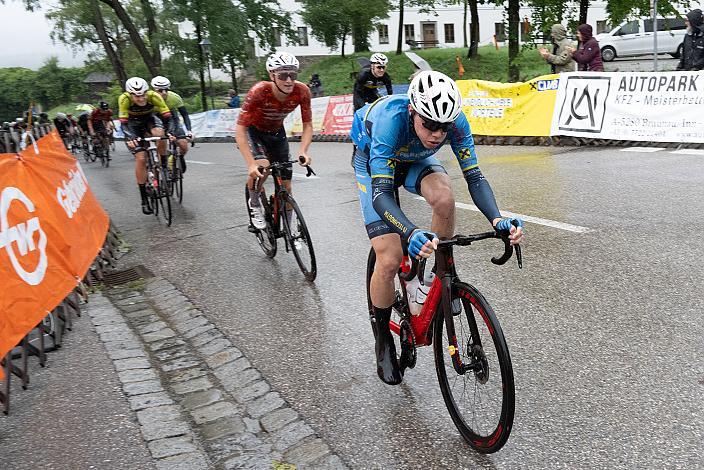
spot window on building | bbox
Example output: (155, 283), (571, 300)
(596, 20), (611, 34)
(494, 23), (506, 42)
(444, 24), (455, 43)
(272, 28), (282, 47)
(379, 24), (389, 44)
(298, 27), (309, 46)
(405, 24), (415, 41)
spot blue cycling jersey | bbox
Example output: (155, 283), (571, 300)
(350, 94), (501, 241)
(350, 95), (479, 177)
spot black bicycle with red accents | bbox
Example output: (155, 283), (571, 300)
(245, 157), (317, 281)
(366, 222), (522, 453)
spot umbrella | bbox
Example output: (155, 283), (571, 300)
(75, 104), (95, 111)
(404, 52), (432, 71)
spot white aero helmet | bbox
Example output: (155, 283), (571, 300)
(151, 76), (171, 89)
(266, 52), (299, 72)
(370, 53), (388, 66)
(408, 71), (463, 123)
(125, 77), (149, 95)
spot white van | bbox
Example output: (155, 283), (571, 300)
(596, 17), (687, 61)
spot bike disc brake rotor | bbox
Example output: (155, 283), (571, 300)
(399, 319), (417, 370)
(468, 343), (489, 384)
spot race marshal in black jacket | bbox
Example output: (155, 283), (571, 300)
(353, 53), (393, 111)
(677, 9), (704, 71)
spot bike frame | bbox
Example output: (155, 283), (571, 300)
(390, 230), (520, 374)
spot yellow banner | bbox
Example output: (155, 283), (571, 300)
(457, 74), (559, 136)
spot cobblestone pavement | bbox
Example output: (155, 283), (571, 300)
(89, 277), (346, 469)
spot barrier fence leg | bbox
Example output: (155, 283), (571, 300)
(0, 353), (10, 414)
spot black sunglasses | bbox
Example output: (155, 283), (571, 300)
(417, 114), (451, 132)
(374, 65), (386, 70)
(275, 71), (298, 81)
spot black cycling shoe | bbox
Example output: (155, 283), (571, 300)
(141, 200), (153, 215)
(371, 307), (403, 385)
(180, 155), (187, 174)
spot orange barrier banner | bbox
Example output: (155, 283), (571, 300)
(0, 131), (108, 373)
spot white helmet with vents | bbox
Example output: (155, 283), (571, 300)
(370, 53), (388, 66)
(408, 71), (463, 123)
(151, 76), (171, 89)
(125, 77), (149, 95)
(266, 52), (299, 72)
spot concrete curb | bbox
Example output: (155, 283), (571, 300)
(87, 280), (347, 470)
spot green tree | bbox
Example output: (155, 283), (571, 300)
(43, 0), (129, 84)
(606, 0), (689, 24)
(302, 0), (391, 54)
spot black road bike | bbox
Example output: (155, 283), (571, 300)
(139, 136), (172, 226)
(245, 158), (317, 281)
(167, 136), (194, 204)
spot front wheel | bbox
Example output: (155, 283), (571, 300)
(282, 195), (316, 281)
(245, 186), (277, 258)
(156, 167), (172, 226)
(433, 281), (515, 453)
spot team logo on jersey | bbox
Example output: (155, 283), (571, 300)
(458, 148), (473, 160)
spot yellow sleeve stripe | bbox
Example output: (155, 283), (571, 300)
(371, 174), (393, 179)
(462, 164), (479, 171)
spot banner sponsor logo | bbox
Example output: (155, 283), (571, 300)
(532, 79), (560, 91)
(0, 187), (48, 285)
(552, 71), (704, 142)
(457, 74), (559, 136)
(557, 76), (610, 133)
(56, 165), (89, 219)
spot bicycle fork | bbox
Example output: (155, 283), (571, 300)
(437, 245), (482, 377)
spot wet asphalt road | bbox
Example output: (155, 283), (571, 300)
(81, 141), (704, 468)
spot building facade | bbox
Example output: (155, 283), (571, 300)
(252, 1), (620, 57)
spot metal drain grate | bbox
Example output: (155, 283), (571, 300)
(102, 265), (154, 286)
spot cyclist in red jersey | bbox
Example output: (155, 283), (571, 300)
(235, 51), (313, 230)
(88, 101), (115, 155)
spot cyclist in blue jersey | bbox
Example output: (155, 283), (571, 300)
(351, 71), (525, 385)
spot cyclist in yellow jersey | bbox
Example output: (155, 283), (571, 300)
(119, 77), (178, 215)
(150, 76), (193, 173)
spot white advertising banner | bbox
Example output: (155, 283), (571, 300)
(551, 71), (704, 142)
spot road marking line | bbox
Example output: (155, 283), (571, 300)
(186, 160), (214, 165)
(292, 173), (320, 179)
(414, 197), (591, 233)
(671, 149), (704, 156)
(620, 147), (665, 153)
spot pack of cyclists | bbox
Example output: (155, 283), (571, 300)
(47, 53), (525, 387)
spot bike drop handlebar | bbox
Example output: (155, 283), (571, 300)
(399, 221), (523, 284)
(257, 156), (316, 177)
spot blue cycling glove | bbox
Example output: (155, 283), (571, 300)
(494, 217), (524, 233)
(407, 229), (438, 259)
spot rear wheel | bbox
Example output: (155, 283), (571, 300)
(245, 186), (277, 258)
(433, 281), (514, 453)
(282, 195), (316, 281)
(172, 155), (183, 203)
(601, 46), (616, 62)
(670, 43), (683, 59)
